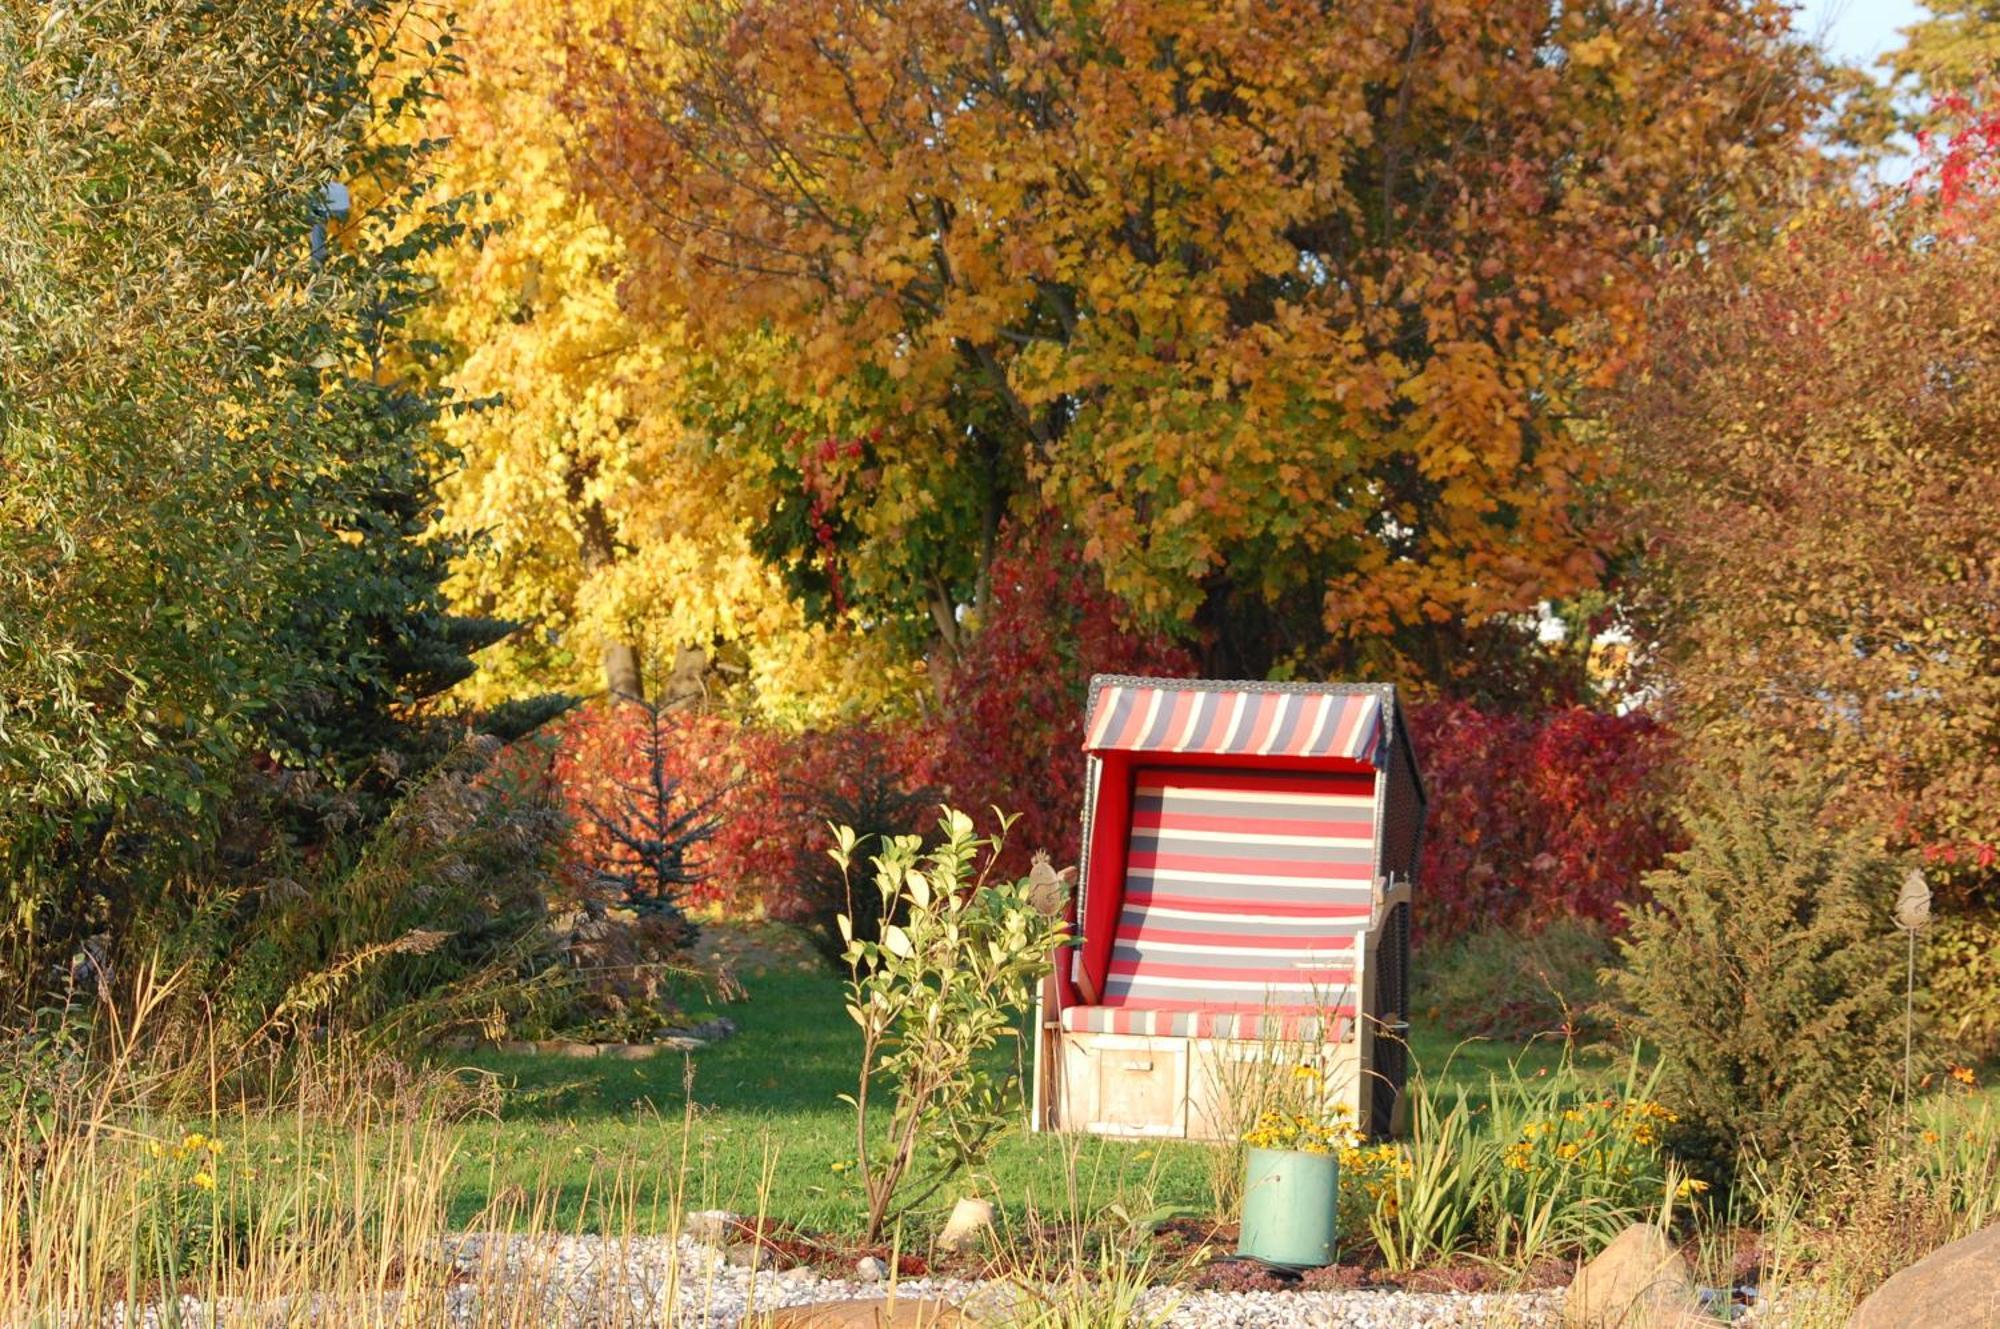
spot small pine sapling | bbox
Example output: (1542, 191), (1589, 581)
(577, 701), (722, 950)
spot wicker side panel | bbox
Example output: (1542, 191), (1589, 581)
(1381, 729), (1425, 887)
(1371, 722), (1421, 1138)
(1369, 901), (1411, 1137)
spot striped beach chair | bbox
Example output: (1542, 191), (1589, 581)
(1033, 677), (1425, 1141)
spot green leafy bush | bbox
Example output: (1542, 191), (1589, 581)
(832, 808), (1068, 1243)
(1421, 917), (1617, 1041)
(1926, 908), (2000, 1063)
(1603, 751), (1910, 1181)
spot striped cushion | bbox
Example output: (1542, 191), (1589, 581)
(1089, 769), (1371, 1032)
(1059, 1004), (1349, 1041)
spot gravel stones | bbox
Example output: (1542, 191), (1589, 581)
(434, 1234), (1564, 1328)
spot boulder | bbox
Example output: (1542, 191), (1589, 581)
(855, 1255), (888, 1282)
(1849, 1221), (2000, 1329)
(1564, 1223), (1707, 1329)
(937, 1197), (995, 1253)
(755, 1299), (974, 1328)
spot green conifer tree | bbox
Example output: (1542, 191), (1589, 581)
(1605, 750), (1911, 1182)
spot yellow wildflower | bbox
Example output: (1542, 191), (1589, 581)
(1949, 1065), (1977, 1087)
(1675, 1177), (1710, 1199)
(192, 1171), (217, 1192)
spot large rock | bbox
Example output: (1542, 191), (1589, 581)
(755, 1299), (974, 1328)
(1850, 1221), (2000, 1329)
(1564, 1223), (1705, 1329)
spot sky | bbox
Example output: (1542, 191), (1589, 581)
(1793, 0), (1926, 70)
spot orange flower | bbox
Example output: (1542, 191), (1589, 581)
(1949, 1065), (1977, 1086)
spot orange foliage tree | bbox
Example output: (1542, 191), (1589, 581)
(1612, 104), (2000, 902)
(567, 0), (1827, 684)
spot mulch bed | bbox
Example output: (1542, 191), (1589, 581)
(714, 1212), (1580, 1294)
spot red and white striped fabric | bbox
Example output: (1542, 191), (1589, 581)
(1058, 1005), (1349, 1041)
(1063, 769), (1371, 1042)
(1084, 683), (1384, 766)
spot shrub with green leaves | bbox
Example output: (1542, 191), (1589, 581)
(0, 0), (565, 1006)
(1603, 751), (1910, 1181)
(832, 808), (1068, 1243)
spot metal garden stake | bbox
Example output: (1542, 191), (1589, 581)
(1893, 867), (1932, 1121)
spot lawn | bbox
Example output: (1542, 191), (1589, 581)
(441, 923), (1581, 1236)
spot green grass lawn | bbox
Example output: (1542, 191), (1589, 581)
(440, 932), (1582, 1236)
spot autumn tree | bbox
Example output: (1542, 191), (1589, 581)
(0, 0), (527, 975)
(1610, 108), (2000, 905)
(420, 0), (928, 718)
(569, 0), (1828, 685)
(1888, 1), (2000, 102)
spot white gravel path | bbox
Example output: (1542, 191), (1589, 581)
(438, 1234), (1564, 1328)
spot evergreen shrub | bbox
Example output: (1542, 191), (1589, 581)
(1603, 750), (1910, 1181)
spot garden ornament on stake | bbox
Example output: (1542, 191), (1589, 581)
(1894, 866), (1932, 1118)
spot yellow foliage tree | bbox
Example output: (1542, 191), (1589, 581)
(421, 0), (922, 721)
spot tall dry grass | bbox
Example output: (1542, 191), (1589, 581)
(0, 968), (764, 1329)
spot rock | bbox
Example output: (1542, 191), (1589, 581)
(1564, 1223), (1706, 1329)
(855, 1255), (887, 1282)
(937, 1197), (995, 1254)
(723, 1241), (764, 1267)
(754, 1298), (974, 1328)
(684, 1209), (737, 1245)
(1849, 1220), (2000, 1329)
(604, 1042), (659, 1061)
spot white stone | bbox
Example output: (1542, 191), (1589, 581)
(683, 1209), (737, 1245)
(936, 1197), (995, 1253)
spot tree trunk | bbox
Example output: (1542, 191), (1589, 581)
(603, 641), (644, 702)
(574, 486), (645, 702)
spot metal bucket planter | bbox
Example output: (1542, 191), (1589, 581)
(1237, 1145), (1339, 1268)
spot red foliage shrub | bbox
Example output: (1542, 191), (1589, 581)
(545, 525), (1672, 947)
(549, 702), (792, 910)
(1408, 700), (1679, 943)
(927, 515), (1195, 876)
(760, 723), (943, 960)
